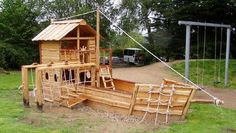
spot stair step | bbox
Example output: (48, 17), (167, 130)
(60, 96), (70, 99)
(68, 96), (88, 108)
(68, 93), (78, 98)
(105, 86), (115, 89)
(44, 98), (53, 103)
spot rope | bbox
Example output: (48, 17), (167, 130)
(196, 26), (200, 84)
(140, 85), (153, 123)
(218, 27), (223, 81)
(154, 83), (163, 124)
(99, 10), (221, 103)
(214, 27), (218, 83)
(201, 26), (207, 87)
(55, 10), (97, 21)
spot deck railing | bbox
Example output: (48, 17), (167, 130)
(60, 49), (95, 63)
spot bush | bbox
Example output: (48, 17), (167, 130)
(112, 48), (123, 57)
(0, 42), (36, 69)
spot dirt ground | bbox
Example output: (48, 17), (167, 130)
(113, 62), (236, 110)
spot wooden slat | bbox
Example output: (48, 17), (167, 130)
(181, 89), (196, 119)
(129, 85), (139, 115)
(191, 99), (214, 104)
(61, 37), (77, 40)
(79, 37), (95, 40)
(83, 93), (130, 109)
(135, 98), (187, 107)
(137, 89), (191, 96)
(134, 106), (183, 116)
(67, 96), (87, 108)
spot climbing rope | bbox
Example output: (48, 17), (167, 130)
(201, 26), (207, 87)
(30, 68), (35, 89)
(196, 26), (200, 84)
(154, 83), (163, 124)
(140, 85), (153, 123)
(214, 27), (218, 83)
(218, 27), (224, 82)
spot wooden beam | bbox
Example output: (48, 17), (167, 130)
(91, 66), (96, 87)
(77, 26), (80, 61)
(22, 61), (80, 69)
(109, 48), (112, 76)
(181, 89), (196, 119)
(61, 37), (77, 40)
(52, 19), (87, 25)
(82, 93), (130, 109)
(191, 99), (214, 104)
(128, 85), (139, 115)
(37, 63), (96, 71)
(79, 37), (95, 40)
(35, 69), (43, 111)
(22, 67), (29, 107)
(96, 7), (100, 88)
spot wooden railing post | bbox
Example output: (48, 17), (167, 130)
(96, 7), (100, 88)
(35, 68), (43, 111)
(91, 66), (96, 87)
(128, 84), (139, 115)
(22, 66), (29, 107)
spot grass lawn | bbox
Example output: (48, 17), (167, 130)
(172, 59), (236, 89)
(0, 71), (22, 89)
(0, 71), (236, 132)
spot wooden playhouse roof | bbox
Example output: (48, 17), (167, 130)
(32, 19), (97, 41)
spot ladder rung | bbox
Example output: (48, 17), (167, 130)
(104, 79), (112, 82)
(44, 98), (53, 103)
(105, 86), (115, 89)
(60, 96), (70, 99)
(68, 93), (78, 98)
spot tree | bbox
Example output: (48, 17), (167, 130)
(0, 0), (39, 46)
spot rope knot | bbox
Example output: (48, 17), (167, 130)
(213, 97), (224, 106)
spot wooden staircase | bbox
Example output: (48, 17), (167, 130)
(42, 84), (87, 108)
(60, 86), (88, 108)
(100, 66), (115, 90)
(60, 95), (87, 108)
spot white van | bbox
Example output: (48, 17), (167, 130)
(123, 48), (142, 64)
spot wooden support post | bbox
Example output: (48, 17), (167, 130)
(76, 68), (80, 84)
(109, 48), (112, 76)
(22, 67), (29, 107)
(77, 25), (80, 62)
(181, 89), (196, 119)
(35, 69), (43, 111)
(91, 66), (96, 87)
(128, 85), (139, 115)
(96, 7), (100, 88)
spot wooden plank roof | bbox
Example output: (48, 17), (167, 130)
(32, 19), (96, 41)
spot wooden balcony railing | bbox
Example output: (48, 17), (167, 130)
(60, 49), (95, 63)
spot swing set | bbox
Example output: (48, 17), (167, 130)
(179, 21), (231, 86)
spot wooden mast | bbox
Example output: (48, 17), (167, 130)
(77, 24), (80, 62)
(96, 7), (100, 87)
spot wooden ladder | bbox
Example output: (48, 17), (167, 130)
(100, 66), (115, 90)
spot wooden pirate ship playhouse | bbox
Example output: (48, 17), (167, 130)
(21, 11), (197, 124)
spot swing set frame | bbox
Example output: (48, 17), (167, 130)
(178, 21), (231, 86)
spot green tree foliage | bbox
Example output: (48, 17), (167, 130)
(119, 0), (236, 60)
(0, 0), (40, 69)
